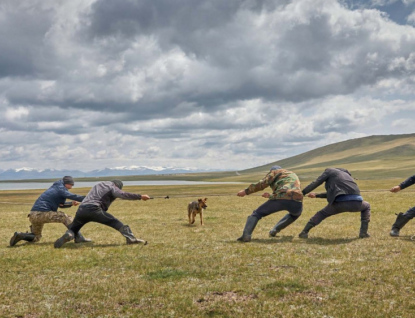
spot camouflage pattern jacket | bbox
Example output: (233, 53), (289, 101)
(244, 169), (303, 202)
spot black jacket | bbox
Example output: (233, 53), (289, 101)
(302, 168), (360, 204)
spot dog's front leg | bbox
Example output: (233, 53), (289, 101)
(200, 210), (203, 225)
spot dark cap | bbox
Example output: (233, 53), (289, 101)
(63, 176), (74, 185)
(270, 165), (282, 171)
(112, 180), (123, 190)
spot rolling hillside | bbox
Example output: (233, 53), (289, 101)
(2, 134), (414, 184)
(237, 133), (415, 181)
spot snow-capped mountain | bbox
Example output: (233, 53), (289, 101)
(0, 166), (213, 181)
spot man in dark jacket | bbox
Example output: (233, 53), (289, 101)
(236, 165), (303, 242)
(10, 176), (89, 246)
(54, 180), (150, 248)
(389, 174), (415, 236)
(299, 168), (371, 239)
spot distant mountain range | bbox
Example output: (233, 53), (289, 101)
(0, 166), (215, 181)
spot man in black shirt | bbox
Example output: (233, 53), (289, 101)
(299, 168), (371, 239)
(54, 180), (150, 248)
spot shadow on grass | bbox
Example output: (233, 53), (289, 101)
(7, 241), (52, 248)
(226, 236), (295, 245)
(55, 242), (132, 249)
(394, 235), (415, 242)
(226, 236), (360, 246)
(251, 236), (295, 244)
(297, 237), (359, 245)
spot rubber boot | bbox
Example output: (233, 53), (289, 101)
(359, 220), (370, 238)
(119, 225), (147, 245)
(237, 216), (259, 242)
(269, 214), (296, 237)
(74, 232), (92, 243)
(299, 222), (315, 239)
(9, 232), (35, 246)
(54, 230), (75, 248)
(390, 213), (412, 237)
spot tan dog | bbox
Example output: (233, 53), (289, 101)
(188, 198), (208, 225)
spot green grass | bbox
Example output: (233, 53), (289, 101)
(1, 182), (415, 317)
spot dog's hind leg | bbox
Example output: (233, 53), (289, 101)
(188, 207), (192, 224)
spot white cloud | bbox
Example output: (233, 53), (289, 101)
(1, 0), (415, 172)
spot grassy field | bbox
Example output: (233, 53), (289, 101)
(1, 181), (415, 318)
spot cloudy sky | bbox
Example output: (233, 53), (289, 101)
(1, 0), (415, 172)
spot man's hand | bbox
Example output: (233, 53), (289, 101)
(390, 186), (401, 193)
(237, 190), (246, 197)
(262, 192), (270, 198)
(141, 194), (151, 201)
(307, 193), (317, 198)
(72, 201), (80, 206)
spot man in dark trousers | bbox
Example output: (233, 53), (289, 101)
(54, 180), (150, 248)
(236, 165), (303, 242)
(10, 176), (89, 246)
(389, 174), (415, 236)
(299, 168), (371, 239)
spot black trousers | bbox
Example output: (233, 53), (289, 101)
(69, 204), (124, 234)
(251, 199), (303, 220)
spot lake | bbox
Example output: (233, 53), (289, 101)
(0, 180), (242, 191)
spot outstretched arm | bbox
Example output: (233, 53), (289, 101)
(397, 175), (415, 191)
(302, 170), (329, 195)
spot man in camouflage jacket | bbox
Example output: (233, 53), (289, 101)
(10, 176), (90, 246)
(236, 165), (303, 242)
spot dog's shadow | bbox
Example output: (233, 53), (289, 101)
(182, 223), (204, 227)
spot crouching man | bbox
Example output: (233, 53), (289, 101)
(54, 180), (150, 248)
(236, 165), (303, 242)
(389, 174), (415, 237)
(10, 176), (89, 246)
(299, 168), (371, 239)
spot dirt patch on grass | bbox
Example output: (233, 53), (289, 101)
(195, 291), (257, 309)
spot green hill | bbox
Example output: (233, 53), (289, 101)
(4, 134), (414, 184)
(237, 133), (415, 181)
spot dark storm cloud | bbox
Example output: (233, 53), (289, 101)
(0, 1), (54, 78)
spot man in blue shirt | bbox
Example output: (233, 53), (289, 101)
(298, 168), (371, 239)
(10, 176), (90, 246)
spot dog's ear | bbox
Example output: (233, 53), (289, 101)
(198, 198), (202, 202)
(204, 198), (207, 201)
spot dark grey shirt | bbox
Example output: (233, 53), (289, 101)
(302, 168), (361, 204)
(81, 181), (141, 211)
